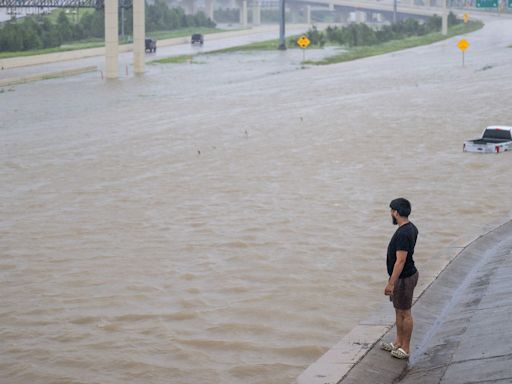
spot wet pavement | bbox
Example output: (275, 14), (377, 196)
(338, 219), (512, 384)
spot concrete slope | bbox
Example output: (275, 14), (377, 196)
(339, 219), (512, 384)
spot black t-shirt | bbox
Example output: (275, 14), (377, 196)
(387, 222), (418, 278)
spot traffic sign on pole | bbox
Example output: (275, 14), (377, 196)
(457, 39), (469, 51)
(297, 35), (311, 49)
(457, 39), (469, 66)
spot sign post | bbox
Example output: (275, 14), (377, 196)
(297, 35), (311, 61)
(457, 38), (469, 66)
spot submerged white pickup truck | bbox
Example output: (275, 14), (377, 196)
(463, 126), (512, 153)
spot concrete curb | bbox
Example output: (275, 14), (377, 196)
(0, 65), (98, 87)
(297, 213), (512, 384)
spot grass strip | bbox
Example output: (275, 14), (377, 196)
(206, 39), (283, 53)
(152, 21), (483, 65)
(153, 54), (195, 64)
(305, 21), (483, 65)
(151, 39), (285, 64)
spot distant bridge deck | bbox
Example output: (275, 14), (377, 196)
(0, 0), (101, 7)
(301, 0), (449, 17)
(0, 0), (497, 19)
(0, 0), (133, 8)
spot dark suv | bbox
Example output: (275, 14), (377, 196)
(191, 34), (204, 45)
(145, 38), (157, 53)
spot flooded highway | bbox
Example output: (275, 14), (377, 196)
(1, 17), (512, 384)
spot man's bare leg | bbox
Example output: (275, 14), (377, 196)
(396, 308), (413, 353)
(394, 308), (403, 348)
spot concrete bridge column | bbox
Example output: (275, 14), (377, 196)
(371, 12), (383, 22)
(133, 0), (144, 74)
(238, 0), (248, 26)
(441, 0), (448, 34)
(205, 0), (214, 20)
(289, 3), (301, 23)
(105, 0), (118, 79)
(305, 4), (311, 24)
(252, 0), (261, 25)
(338, 11), (349, 24)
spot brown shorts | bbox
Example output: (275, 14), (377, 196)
(391, 271), (419, 310)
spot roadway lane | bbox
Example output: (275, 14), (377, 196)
(0, 24), (313, 83)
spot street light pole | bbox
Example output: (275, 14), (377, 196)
(393, 0), (397, 23)
(278, 0), (286, 50)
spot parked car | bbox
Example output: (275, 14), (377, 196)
(463, 126), (512, 153)
(145, 38), (157, 53)
(191, 33), (204, 45)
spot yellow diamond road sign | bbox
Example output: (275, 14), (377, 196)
(297, 35), (310, 49)
(457, 38), (469, 51)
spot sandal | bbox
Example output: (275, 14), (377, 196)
(380, 341), (399, 352)
(391, 347), (409, 359)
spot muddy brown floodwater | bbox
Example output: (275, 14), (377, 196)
(1, 17), (512, 384)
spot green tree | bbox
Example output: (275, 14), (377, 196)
(38, 17), (61, 48)
(448, 11), (460, 26)
(424, 14), (442, 32)
(1, 23), (24, 51)
(57, 11), (73, 42)
(21, 18), (43, 49)
(89, 9), (105, 38)
(306, 25), (326, 47)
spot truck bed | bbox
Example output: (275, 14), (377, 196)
(469, 138), (511, 144)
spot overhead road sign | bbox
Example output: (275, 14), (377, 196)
(476, 0), (497, 7)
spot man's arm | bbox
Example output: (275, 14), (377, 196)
(384, 250), (407, 296)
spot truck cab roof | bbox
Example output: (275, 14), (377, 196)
(486, 125), (512, 132)
(482, 126), (512, 141)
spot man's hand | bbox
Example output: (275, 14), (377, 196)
(384, 282), (394, 296)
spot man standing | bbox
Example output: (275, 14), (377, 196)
(381, 198), (419, 360)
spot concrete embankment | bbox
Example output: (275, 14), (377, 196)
(0, 65), (97, 87)
(298, 214), (512, 384)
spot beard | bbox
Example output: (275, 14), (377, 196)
(392, 216), (398, 225)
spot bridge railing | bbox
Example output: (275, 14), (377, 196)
(0, 0), (107, 8)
